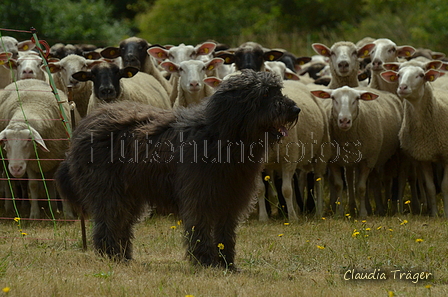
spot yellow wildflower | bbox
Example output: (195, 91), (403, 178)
(336, 201), (341, 205)
(405, 200), (411, 205)
(21, 232), (27, 236)
(2, 287), (10, 293)
(316, 245), (325, 250)
(13, 217), (20, 223)
(389, 229), (393, 232)
(365, 228), (371, 231)
(377, 226), (382, 230)
(217, 243), (224, 250)
(322, 217), (326, 220)
(425, 284), (432, 289)
(278, 234), (284, 237)
(283, 222), (290, 226)
(316, 178), (322, 182)
(352, 231), (360, 237)
(362, 220), (367, 223)
(264, 175), (270, 181)
(170, 226), (177, 229)
(388, 291), (395, 297)
(185, 295), (195, 297)
(177, 220), (182, 225)
(415, 238), (424, 243)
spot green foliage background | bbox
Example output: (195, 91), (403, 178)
(1, 0), (448, 55)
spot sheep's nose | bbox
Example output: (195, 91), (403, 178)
(338, 61), (349, 69)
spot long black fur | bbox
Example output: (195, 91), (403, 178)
(55, 69), (300, 268)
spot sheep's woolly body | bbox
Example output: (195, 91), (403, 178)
(87, 72), (171, 113)
(54, 72), (92, 117)
(260, 80), (330, 220)
(400, 86), (448, 162)
(142, 56), (173, 96)
(328, 87), (403, 169)
(174, 83), (215, 108)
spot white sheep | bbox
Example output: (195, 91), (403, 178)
(47, 54), (103, 117)
(0, 37), (36, 88)
(148, 42), (218, 104)
(364, 38), (416, 94)
(7, 52), (48, 82)
(259, 80), (330, 220)
(264, 61), (300, 81)
(0, 79), (77, 219)
(311, 86), (403, 217)
(72, 62), (172, 114)
(100, 37), (172, 98)
(381, 62), (448, 217)
(312, 41), (374, 89)
(160, 58), (223, 107)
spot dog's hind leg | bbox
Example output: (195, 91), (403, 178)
(281, 164), (299, 221)
(92, 195), (143, 261)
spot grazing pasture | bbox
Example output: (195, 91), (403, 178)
(0, 214), (446, 296)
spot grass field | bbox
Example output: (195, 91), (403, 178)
(0, 213), (446, 297)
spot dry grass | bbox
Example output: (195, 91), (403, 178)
(0, 214), (447, 296)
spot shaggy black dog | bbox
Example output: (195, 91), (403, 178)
(55, 69), (300, 269)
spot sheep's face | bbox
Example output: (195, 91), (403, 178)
(0, 128), (48, 178)
(369, 39), (398, 72)
(15, 54), (44, 80)
(329, 44), (358, 77)
(234, 43), (265, 71)
(0, 36), (19, 58)
(395, 66), (426, 99)
(311, 86), (379, 131)
(119, 37), (149, 70)
(178, 60), (206, 94)
(51, 55), (100, 88)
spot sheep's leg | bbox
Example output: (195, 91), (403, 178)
(282, 164), (298, 221)
(345, 167), (356, 216)
(441, 164), (448, 218)
(421, 161), (437, 217)
(27, 170), (41, 219)
(356, 162), (371, 218)
(257, 174), (269, 221)
(329, 164), (344, 217)
(314, 173), (324, 218)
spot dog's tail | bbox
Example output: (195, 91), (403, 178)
(55, 160), (87, 216)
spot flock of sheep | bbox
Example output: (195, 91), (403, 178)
(0, 34), (447, 220)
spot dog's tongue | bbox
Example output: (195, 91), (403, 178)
(279, 126), (288, 137)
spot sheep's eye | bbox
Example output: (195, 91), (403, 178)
(168, 54), (174, 59)
(419, 73), (424, 78)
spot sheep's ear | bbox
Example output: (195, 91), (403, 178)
(383, 63), (400, 71)
(424, 69), (442, 82)
(310, 90), (332, 99)
(296, 56), (312, 66)
(357, 70), (369, 81)
(205, 58), (224, 74)
(83, 51), (102, 60)
(147, 46), (169, 61)
(263, 50), (284, 62)
(0, 53), (12, 66)
(285, 68), (300, 80)
(425, 60), (443, 71)
(214, 51), (234, 64)
(431, 52), (446, 60)
(29, 126), (50, 152)
(196, 42), (216, 56)
(358, 91), (379, 101)
(100, 47), (121, 59)
(120, 67), (139, 78)
(396, 46), (416, 58)
(72, 71), (92, 82)
(312, 43), (331, 57)
(46, 62), (62, 73)
(160, 61), (179, 73)
(18, 40), (36, 52)
(358, 43), (375, 59)
(4, 59), (18, 70)
(380, 70), (398, 83)
(440, 62), (448, 71)
(204, 77), (222, 89)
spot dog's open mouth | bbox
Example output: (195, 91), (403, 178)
(270, 126), (288, 137)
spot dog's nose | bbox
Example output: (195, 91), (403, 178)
(293, 106), (301, 114)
